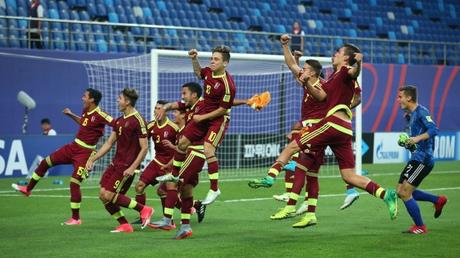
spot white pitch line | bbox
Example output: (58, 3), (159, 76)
(1, 169), (459, 194)
(1, 186), (459, 203)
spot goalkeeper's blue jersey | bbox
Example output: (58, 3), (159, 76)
(407, 104), (438, 166)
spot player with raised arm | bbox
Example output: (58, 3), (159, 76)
(264, 42), (398, 227)
(130, 100), (179, 224)
(149, 82), (206, 239)
(12, 88), (113, 226)
(396, 85), (447, 234)
(249, 35), (326, 225)
(156, 46), (236, 205)
(86, 88), (153, 233)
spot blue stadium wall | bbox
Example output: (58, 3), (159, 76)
(1, 48), (459, 136)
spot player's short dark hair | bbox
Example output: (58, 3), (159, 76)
(121, 88), (139, 107)
(41, 118), (50, 124)
(86, 88), (102, 105)
(156, 100), (167, 105)
(182, 82), (202, 98)
(305, 59), (322, 77)
(399, 85), (418, 102)
(342, 43), (361, 66)
(212, 45), (231, 62)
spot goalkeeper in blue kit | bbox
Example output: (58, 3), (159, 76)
(396, 85), (447, 234)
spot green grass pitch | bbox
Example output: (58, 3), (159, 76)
(1, 161), (459, 257)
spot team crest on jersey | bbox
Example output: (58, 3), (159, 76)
(164, 131), (169, 138)
(214, 82), (220, 89)
(91, 116), (96, 122)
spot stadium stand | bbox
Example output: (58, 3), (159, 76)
(0, 0), (459, 64)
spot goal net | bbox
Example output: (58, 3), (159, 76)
(83, 50), (362, 181)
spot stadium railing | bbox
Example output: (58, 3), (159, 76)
(0, 15), (459, 65)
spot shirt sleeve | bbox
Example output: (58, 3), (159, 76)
(137, 119), (148, 138)
(219, 77), (235, 109)
(200, 67), (211, 79)
(420, 110), (438, 138)
(337, 66), (353, 83)
(37, 5), (44, 18)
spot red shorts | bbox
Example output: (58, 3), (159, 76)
(294, 147), (325, 173)
(294, 116), (355, 170)
(182, 116), (229, 148)
(139, 159), (168, 185)
(173, 149), (206, 187)
(100, 163), (135, 194)
(49, 142), (95, 181)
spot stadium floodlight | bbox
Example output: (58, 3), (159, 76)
(17, 90), (36, 134)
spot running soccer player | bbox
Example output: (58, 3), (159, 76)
(130, 100), (179, 224)
(12, 88), (113, 225)
(265, 43), (398, 227)
(86, 88), (153, 233)
(150, 82), (206, 239)
(156, 46), (237, 205)
(396, 85), (447, 234)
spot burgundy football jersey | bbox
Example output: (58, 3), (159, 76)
(112, 110), (147, 166)
(199, 67), (236, 115)
(75, 106), (113, 147)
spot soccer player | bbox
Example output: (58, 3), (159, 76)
(265, 42), (398, 226)
(12, 88), (113, 225)
(86, 88), (153, 233)
(150, 82), (206, 239)
(396, 85), (447, 234)
(157, 46), (236, 205)
(249, 36), (327, 226)
(130, 100), (179, 224)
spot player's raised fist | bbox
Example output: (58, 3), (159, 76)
(63, 108), (72, 115)
(354, 53), (363, 63)
(280, 34), (290, 45)
(188, 49), (198, 59)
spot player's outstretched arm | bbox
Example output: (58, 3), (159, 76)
(232, 99), (248, 106)
(280, 34), (302, 79)
(123, 137), (148, 176)
(63, 108), (81, 125)
(156, 102), (180, 120)
(189, 49), (202, 79)
(304, 77), (327, 101)
(348, 53), (363, 79)
(193, 107), (227, 123)
(86, 131), (117, 171)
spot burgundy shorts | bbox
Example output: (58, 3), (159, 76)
(173, 149), (206, 187)
(49, 142), (95, 181)
(294, 147), (325, 173)
(139, 159), (168, 186)
(182, 116), (230, 148)
(294, 116), (355, 170)
(100, 163), (135, 194)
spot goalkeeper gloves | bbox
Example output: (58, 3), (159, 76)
(247, 91), (271, 111)
(398, 133), (416, 152)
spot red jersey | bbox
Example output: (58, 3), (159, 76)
(321, 66), (355, 119)
(146, 118), (179, 164)
(177, 99), (205, 146)
(74, 106), (113, 149)
(301, 78), (327, 122)
(113, 110), (147, 166)
(199, 67), (236, 116)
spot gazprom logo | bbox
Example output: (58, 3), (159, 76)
(434, 135), (455, 160)
(376, 141), (399, 160)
